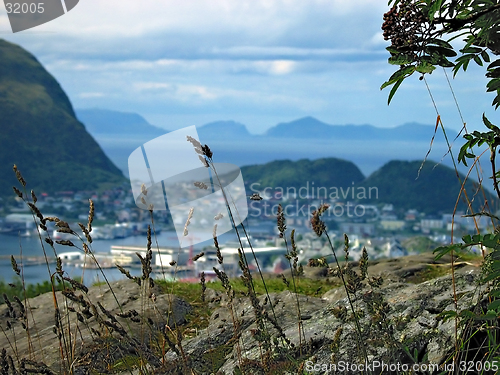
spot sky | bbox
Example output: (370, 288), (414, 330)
(0, 0), (497, 134)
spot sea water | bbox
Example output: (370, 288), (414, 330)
(0, 230), (225, 287)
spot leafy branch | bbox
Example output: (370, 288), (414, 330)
(381, 0), (500, 106)
(459, 114), (500, 199)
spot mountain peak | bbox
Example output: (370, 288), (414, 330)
(266, 116), (331, 138)
(198, 120), (251, 139)
(76, 108), (167, 135)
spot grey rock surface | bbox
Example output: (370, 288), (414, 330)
(0, 255), (487, 374)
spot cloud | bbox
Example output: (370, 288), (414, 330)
(0, 0), (491, 135)
(2, 0), (390, 61)
(78, 92), (105, 98)
(132, 82), (218, 101)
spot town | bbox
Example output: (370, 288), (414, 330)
(0, 181), (489, 280)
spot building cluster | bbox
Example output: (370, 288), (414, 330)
(0, 183), (171, 237)
(0, 184), (492, 279)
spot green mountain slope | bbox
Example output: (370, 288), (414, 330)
(358, 160), (494, 214)
(241, 158), (495, 215)
(241, 158), (365, 194)
(0, 39), (124, 197)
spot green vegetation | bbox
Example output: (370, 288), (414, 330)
(358, 160), (494, 214)
(242, 157), (494, 214)
(0, 278), (62, 300)
(241, 157), (365, 192)
(0, 138), (494, 375)
(382, 0), (500, 370)
(162, 276), (340, 301)
(0, 39), (125, 199)
(402, 235), (441, 253)
(382, 0), (500, 107)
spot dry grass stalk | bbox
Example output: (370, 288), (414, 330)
(183, 208), (194, 236)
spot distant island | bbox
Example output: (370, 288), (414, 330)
(241, 158), (494, 215)
(78, 109), (460, 178)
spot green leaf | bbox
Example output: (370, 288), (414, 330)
(455, 54), (475, 64)
(482, 233), (500, 249)
(456, 10), (472, 20)
(426, 45), (458, 57)
(481, 50), (490, 63)
(463, 134), (474, 141)
(483, 269), (500, 283)
(386, 46), (401, 54)
(453, 62), (464, 77)
(462, 46), (483, 54)
(475, 312), (498, 321)
(473, 55), (483, 66)
(493, 94), (500, 110)
(388, 78), (404, 105)
(488, 60), (500, 70)
(462, 59), (471, 72)
(388, 54), (416, 65)
(438, 310), (458, 322)
(416, 61), (436, 73)
(458, 144), (474, 166)
(428, 38), (453, 49)
(487, 79), (500, 92)
(486, 68), (500, 79)
(438, 58), (455, 68)
(428, 0), (443, 20)
(489, 249), (500, 261)
(421, 54), (442, 65)
(433, 244), (462, 260)
(490, 289), (500, 298)
(381, 65), (416, 90)
(458, 310), (476, 319)
(483, 114), (497, 131)
(489, 299), (500, 310)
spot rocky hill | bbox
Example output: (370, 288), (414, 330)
(0, 39), (124, 198)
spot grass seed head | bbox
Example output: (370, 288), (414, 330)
(194, 181), (208, 189)
(277, 204), (286, 235)
(310, 204), (329, 237)
(30, 189), (37, 204)
(13, 164), (26, 187)
(10, 255), (20, 276)
(88, 199), (95, 232)
(12, 186), (23, 198)
(192, 252), (204, 262)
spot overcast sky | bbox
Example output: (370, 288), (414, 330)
(0, 0), (496, 134)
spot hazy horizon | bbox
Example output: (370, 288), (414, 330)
(0, 1), (494, 135)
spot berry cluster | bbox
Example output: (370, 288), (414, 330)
(382, 1), (431, 55)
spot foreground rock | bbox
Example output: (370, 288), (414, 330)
(163, 266), (483, 374)
(0, 254), (487, 374)
(0, 279), (192, 373)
